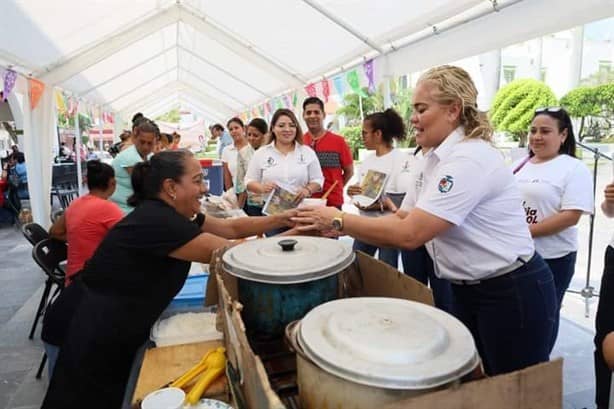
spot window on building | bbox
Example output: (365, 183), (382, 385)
(599, 60), (612, 73)
(503, 65), (517, 83)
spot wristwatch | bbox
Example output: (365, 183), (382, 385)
(332, 211), (345, 231)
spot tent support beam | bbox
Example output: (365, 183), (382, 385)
(178, 86), (235, 118)
(118, 81), (230, 121)
(179, 67), (246, 109)
(177, 3), (305, 87)
(38, 6), (180, 84)
(301, 0), (384, 54)
(178, 45), (270, 98)
(107, 67), (177, 105)
(79, 45), (176, 97)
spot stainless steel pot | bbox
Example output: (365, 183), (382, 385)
(286, 298), (481, 409)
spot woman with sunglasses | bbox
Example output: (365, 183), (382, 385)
(296, 65), (556, 376)
(512, 106), (593, 351)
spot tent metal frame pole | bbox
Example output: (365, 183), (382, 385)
(179, 67), (248, 110)
(118, 83), (184, 115)
(118, 82), (227, 122)
(177, 3), (305, 86)
(79, 44), (176, 97)
(304, 0), (525, 86)
(107, 67), (178, 105)
(38, 6), (180, 84)
(301, 0), (384, 54)
(178, 45), (270, 98)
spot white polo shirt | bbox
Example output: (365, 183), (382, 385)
(414, 128), (534, 281)
(513, 154), (594, 259)
(244, 142), (324, 192)
(398, 150), (425, 211)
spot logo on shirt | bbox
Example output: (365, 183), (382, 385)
(298, 153), (306, 164)
(438, 175), (454, 193)
(401, 160), (411, 173)
(522, 201), (539, 224)
(265, 156), (276, 168)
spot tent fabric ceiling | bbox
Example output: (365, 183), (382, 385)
(1, 0), (612, 123)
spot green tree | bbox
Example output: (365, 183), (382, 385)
(337, 88), (383, 125)
(561, 83), (614, 141)
(156, 107), (181, 123)
(390, 87), (415, 147)
(560, 86), (601, 140)
(339, 125), (363, 159)
(490, 79), (557, 146)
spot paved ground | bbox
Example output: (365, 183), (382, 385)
(0, 159), (612, 409)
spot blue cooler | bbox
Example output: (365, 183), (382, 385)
(199, 159), (224, 196)
(169, 274), (209, 311)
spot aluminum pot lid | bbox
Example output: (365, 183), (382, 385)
(222, 236), (355, 284)
(298, 297), (479, 389)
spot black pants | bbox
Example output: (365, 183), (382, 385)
(595, 245), (614, 409)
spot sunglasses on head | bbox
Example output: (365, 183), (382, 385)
(535, 106), (562, 114)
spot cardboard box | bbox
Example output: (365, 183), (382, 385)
(206, 249), (563, 409)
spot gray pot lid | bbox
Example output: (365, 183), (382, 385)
(298, 297), (480, 389)
(222, 236), (355, 284)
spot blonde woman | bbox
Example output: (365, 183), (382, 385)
(296, 65), (556, 376)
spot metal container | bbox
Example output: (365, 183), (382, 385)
(222, 236), (354, 339)
(288, 297), (480, 409)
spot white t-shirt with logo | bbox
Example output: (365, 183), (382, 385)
(413, 128), (534, 281)
(513, 154), (594, 259)
(244, 142), (324, 192)
(357, 149), (406, 194)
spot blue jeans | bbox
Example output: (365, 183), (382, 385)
(451, 253), (556, 376)
(44, 342), (60, 379)
(352, 240), (399, 268)
(544, 251), (577, 352)
(401, 246), (455, 314)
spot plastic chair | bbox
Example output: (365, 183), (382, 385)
(31, 239), (67, 379)
(29, 239), (66, 340)
(22, 223), (50, 246)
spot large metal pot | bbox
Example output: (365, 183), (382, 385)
(287, 297), (480, 409)
(222, 236), (354, 339)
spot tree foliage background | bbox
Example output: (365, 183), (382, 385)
(490, 79), (557, 146)
(561, 83), (614, 140)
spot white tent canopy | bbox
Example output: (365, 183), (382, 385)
(0, 0), (612, 226)
(2, 0), (613, 122)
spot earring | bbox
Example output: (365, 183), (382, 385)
(170, 192), (176, 201)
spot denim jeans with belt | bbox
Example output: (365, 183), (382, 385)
(401, 246), (455, 314)
(352, 240), (399, 268)
(544, 251), (577, 352)
(595, 246), (614, 409)
(451, 253), (556, 376)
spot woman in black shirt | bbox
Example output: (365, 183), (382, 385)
(41, 150), (295, 409)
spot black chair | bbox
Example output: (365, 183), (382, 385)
(29, 239), (66, 339)
(22, 223), (50, 246)
(31, 239), (67, 379)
